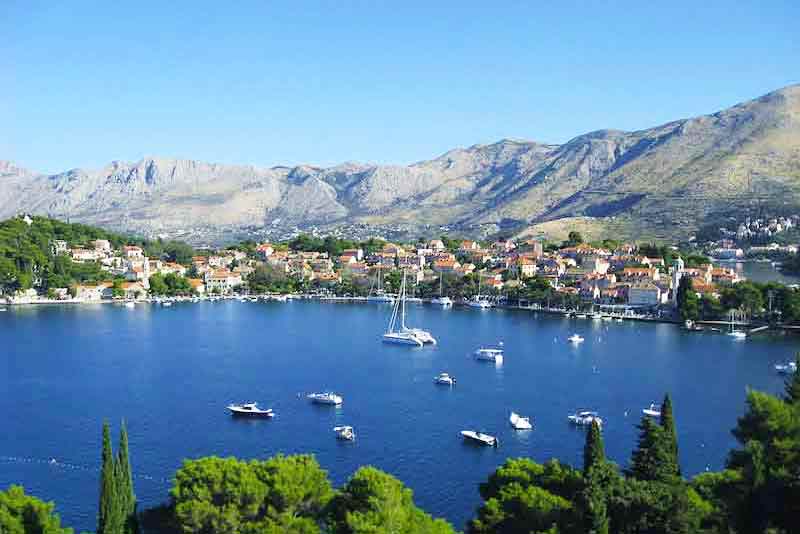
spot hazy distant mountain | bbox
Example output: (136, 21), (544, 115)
(2, 84), (799, 243)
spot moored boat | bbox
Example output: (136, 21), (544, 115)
(475, 342), (504, 363)
(434, 372), (456, 385)
(567, 334), (584, 344)
(568, 411), (603, 427)
(775, 361), (798, 374)
(227, 402), (275, 417)
(307, 392), (343, 405)
(509, 411), (533, 430)
(333, 425), (356, 441)
(642, 403), (661, 417)
(460, 430), (499, 447)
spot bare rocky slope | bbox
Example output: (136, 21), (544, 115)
(2, 84), (799, 244)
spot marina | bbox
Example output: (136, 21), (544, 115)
(0, 299), (795, 531)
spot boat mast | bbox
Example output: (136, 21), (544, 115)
(400, 271), (407, 330)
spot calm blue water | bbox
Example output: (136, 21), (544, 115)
(1, 301), (796, 531)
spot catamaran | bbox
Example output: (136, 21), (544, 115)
(383, 274), (427, 346)
(430, 272), (453, 306)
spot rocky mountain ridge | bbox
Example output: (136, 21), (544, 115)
(2, 84), (799, 244)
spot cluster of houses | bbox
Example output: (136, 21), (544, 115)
(717, 215), (798, 244)
(9, 235), (744, 309)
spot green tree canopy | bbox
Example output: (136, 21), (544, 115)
(0, 485), (72, 534)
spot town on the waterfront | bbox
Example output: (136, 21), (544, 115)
(3, 215), (800, 335)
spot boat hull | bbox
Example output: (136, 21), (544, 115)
(383, 333), (424, 346)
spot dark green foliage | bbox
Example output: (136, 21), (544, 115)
(0, 485), (73, 534)
(468, 458), (583, 534)
(562, 231), (584, 248)
(98, 422), (122, 534)
(248, 265), (300, 294)
(148, 273), (193, 296)
(171, 455), (334, 534)
(117, 422), (137, 534)
(785, 353), (800, 403)
(660, 394), (680, 476)
(719, 281), (765, 316)
(676, 277), (699, 321)
(606, 479), (705, 534)
(583, 420), (605, 475)
(144, 240), (197, 266)
(627, 416), (679, 483)
(328, 466), (455, 534)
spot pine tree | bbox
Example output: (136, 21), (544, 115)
(783, 352), (800, 404)
(98, 421), (122, 534)
(659, 393), (680, 476)
(583, 420), (605, 475)
(116, 420), (137, 534)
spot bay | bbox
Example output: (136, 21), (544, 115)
(0, 300), (795, 531)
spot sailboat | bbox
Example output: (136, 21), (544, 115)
(383, 274), (425, 346)
(367, 267), (395, 303)
(468, 274), (492, 309)
(726, 311), (747, 340)
(430, 272), (453, 306)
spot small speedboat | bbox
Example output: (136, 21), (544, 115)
(591, 313), (603, 320)
(468, 297), (492, 309)
(727, 330), (747, 340)
(568, 411), (603, 427)
(475, 342), (504, 363)
(307, 392), (343, 405)
(575, 313), (587, 319)
(123, 302), (135, 309)
(775, 361), (798, 374)
(162, 301), (173, 307)
(227, 402), (275, 417)
(333, 425), (356, 441)
(567, 334), (584, 344)
(509, 411), (532, 430)
(430, 296), (453, 306)
(642, 403), (661, 417)
(461, 430), (499, 447)
(434, 372), (456, 386)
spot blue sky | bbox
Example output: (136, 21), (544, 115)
(2, 1), (798, 174)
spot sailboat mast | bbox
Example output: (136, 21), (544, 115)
(400, 272), (407, 329)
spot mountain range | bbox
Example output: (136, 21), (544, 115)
(2, 84), (799, 244)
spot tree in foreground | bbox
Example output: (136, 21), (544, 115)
(784, 352), (800, 403)
(627, 416), (679, 483)
(583, 420), (605, 476)
(659, 394), (680, 476)
(98, 421), (122, 534)
(117, 421), (137, 534)
(581, 421), (613, 534)
(0, 485), (73, 534)
(328, 466), (455, 534)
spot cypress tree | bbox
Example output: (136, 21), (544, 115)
(627, 416), (678, 482)
(116, 420), (137, 534)
(783, 352), (800, 404)
(583, 419), (605, 475)
(98, 421), (121, 534)
(659, 393), (680, 476)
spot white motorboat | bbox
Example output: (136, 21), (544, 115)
(568, 411), (603, 427)
(333, 425), (356, 441)
(460, 430), (499, 447)
(307, 392), (343, 405)
(434, 372), (456, 385)
(601, 315), (612, 321)
(123, 302), (135, 309)
(475, 343), (504, 363)
(575, 313), (587, 319)
(615, 317), (624, 322)
(775, 361), (798, 374)
(727, 330), (747, 340)
(642, 403), (661, 417)
(509, 411), (533, 430)
(383, 273), (428, 347)
(227, 402), (275, 418)
(162, 301), (173, 307)
(567, 334), (584, 344)
(0, 307), (6, 312)
(591, 312), (603, 320)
